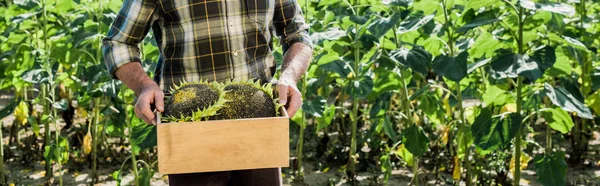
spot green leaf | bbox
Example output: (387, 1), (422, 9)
(543, 83), (593, 119)
(52, 0), (76, 14)
(465, 0), (496, 11)
(382, 117), (398, 142)
(380, 155), (393, 182)
(412, 0), (439, 14)
(397, 144), (414, 166)
(391, 47), (432, 75)
(534, 151), (567, 186)
(482, 85), (513, 106)
(111, 170), (122, 186)
(432, 52), (468, 82)
(318, 0), (342, 7)
(490, 49), (542, 81)
(383, 0), (413, 8)
(457, 10), (501, 33)
(311, 28), (346, 45)
(546, 48), (571, 76)
(469, 31), (501, 59)
(520, 0), (575, 17)
(318, 54), (351, 79)
(402, 124), (429, 156)
(28, 116), (41, 137)
(418, 36), (444, 56)
(131, 122), (157, 155)
(291, 109), (305, 129)
(316, 105), (335, 132)
(468, 58), (491, 74)
(0, 98), (21, 119)
(368, 13), (402, 39)
(471, 108), (520, 151)
(344, 76), (374, 98)
(397, 12), (435, 34)
(409, 84), (431, 101)
(302, 96), (325, 118)
(137, 167), (152, 186)
(542, 108), (574, 134)
(456, 125), (472, 158)
(562, 36), (588, 51)
(532, 46), (556, 73)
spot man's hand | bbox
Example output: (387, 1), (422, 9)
(278, 42), (312, 117)
(135, 84), (164, 125)
(115, 62), (164, 125)
(277, 78), (302, 117)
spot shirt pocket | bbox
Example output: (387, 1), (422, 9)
(245, 0), (274, 28)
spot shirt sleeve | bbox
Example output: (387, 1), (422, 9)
(273, 0), (313, 54)
(102, 0), (158, 79)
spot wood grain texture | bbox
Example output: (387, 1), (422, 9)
(157, 108), (289, 174)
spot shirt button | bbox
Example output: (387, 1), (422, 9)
(232, 51), (238, 56)
(229, 21), (233, 27)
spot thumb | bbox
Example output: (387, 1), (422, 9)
(277, 85), (288, 105)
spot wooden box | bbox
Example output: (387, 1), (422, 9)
(156, 108), (289, 174)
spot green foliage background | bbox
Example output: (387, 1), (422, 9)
(0, 0), (599, 185)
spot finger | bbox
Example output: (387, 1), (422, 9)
(154, 90), (165, 112)
(138, 95), (156, 125)
(287, 90), (302, 117)
(277, 84), (288, 105)
(134, 104), (151, 124)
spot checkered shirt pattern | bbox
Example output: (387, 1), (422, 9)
(102, 0), (312, 93)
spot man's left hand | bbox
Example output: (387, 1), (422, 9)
(277, 78), (302, 117)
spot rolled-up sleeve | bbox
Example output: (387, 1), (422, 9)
(102, 0), (158, 79)
(273, 0), (313, 54)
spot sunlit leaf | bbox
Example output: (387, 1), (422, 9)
(465, 0), (496, 11)
(368, 13), (402, 39)
(520, 0), (575, 17)
(391, 47), (432, 75)
(542, 108), (574, 134)
(397, 144), (414, 166)
(543, 83), (593, 119)
(490, 49), (542, 81)
(397, 12), (435, 34)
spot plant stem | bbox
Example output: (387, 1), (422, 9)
(91, 98), (100, 183)
(40, 0), (53, 181)
(92, 0), (104, 183)
(297, 119), (305, 175)
(126, 108), (139, 184)
(348, 44), (360, 180)
(413, 157), (419, 186)
(0, 121), (4, 185)
(442, 0), (472, 184)
(296, 75), (308, 176)
(42, 84), (52, 180)
(546, 120), (551, 153)
(513, 5), (524, 185)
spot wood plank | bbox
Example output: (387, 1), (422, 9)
(157, 115), (289, 174)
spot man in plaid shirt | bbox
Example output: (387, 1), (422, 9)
(102, 0), (313, 185)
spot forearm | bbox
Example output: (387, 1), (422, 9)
(280, 42), (313, 83)
(115, 62), (158, 96)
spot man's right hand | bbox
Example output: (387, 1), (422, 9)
(135, 84), (164, 125)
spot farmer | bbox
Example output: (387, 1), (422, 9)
(101, 0), (313, 185)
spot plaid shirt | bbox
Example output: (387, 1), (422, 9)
(102, 0), (312, 92)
